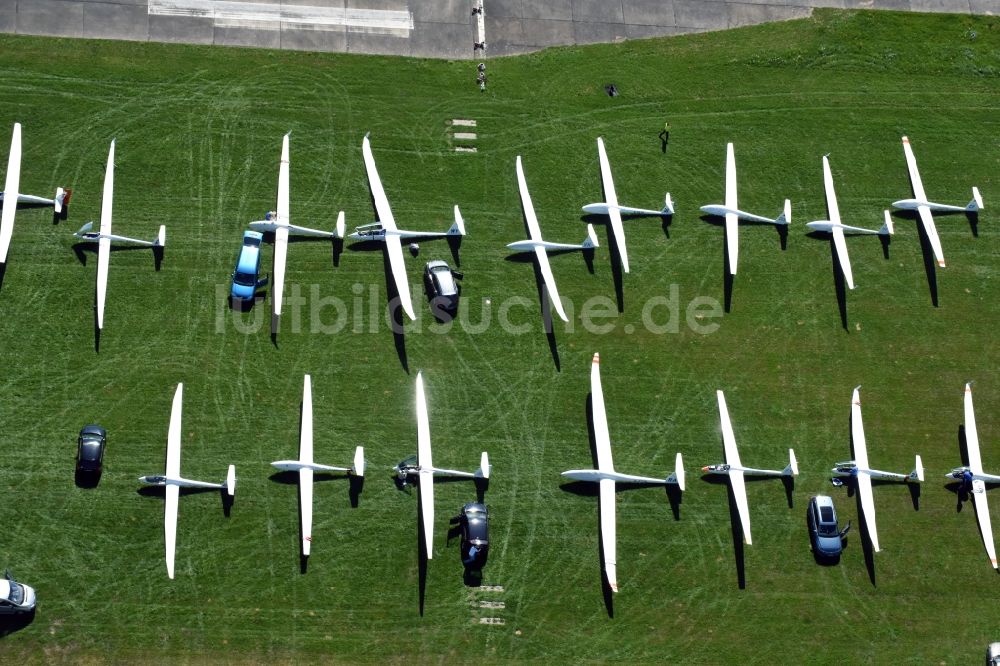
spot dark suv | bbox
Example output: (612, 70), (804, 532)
(459, 502), (489, 569)
(76, 425), (107, 476)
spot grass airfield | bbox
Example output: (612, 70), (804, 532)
(0, 8), (998, 663)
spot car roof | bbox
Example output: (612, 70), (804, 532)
(812, 495), (835, 509)
(236, 244), (261, 274)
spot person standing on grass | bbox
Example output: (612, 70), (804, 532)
(659, 121), (671, 152)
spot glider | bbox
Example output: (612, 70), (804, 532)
(508, 155), (598, 323)
(0, 126), (68, 220)
(393, 371), (489, 560)
(73, 140), (165, 331)
(581, 136), (673, 273)
(892, 136), (983, 268)
(270, 375), (364, 559)
(702, 390), (798, 545)
(0, 122), (22, 265)
(561, 352), (684, 592)
(700, 143), (790, 275)
(353, 134), (466, 321)
(139, 383), (236, 579)
(830, 386), (923, 553)
(805, 155), (892, 289)
(946, 382), (999, 569)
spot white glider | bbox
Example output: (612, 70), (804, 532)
(561, 352), (684, 592)
(0, 123), (22, 265)
(805, 155), (892, 290)
(700, 143), (790, 275)
(702, 390), (798, 545)
(508, 155), (598, 323)
(581, 137), (673, 274)
(830, 387), (923, 553)
(271, 375), (364, 559)
(354, 134), (466, 321)
(946, 383), (999, 569)
(892, 136), (983, 269)
(139, 384), (236, 579)
(73, 140), (165, 331)
(394, 371), (490, 560)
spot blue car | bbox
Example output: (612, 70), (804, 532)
(230, 231), (267, 300)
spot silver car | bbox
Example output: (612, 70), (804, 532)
(0, 571), (36, 615)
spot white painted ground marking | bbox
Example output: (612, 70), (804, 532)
(454, 146), (478, 153)
(148, 0), (414, 35)
(479, 617), (505, 625)
(453, 132), (477, 140)
(451, 119), (477, 127)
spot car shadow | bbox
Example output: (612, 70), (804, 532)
(0, 609), (35, 637)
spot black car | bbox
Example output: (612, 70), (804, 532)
(424, 260), (461, 314)
(807, 495), (849, 560)
(76, 425), (107, 476)
(459, 502), (489, 569)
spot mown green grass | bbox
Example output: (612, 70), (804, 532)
(0, 8), (998, 663)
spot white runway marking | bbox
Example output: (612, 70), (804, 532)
(148, 0), (414, 35)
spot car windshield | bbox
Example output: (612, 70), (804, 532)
(7, 583), (23, 604)
(233, 271), (256, 286)
(80, 442), (101, 461)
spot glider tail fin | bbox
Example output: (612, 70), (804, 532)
(475, 451), (491, 479)
(775, 199), (791, 226)
(783, 449), (799, 476)
(55, 187), (71, 218)
(665, 451), (685, 491)
(352, 445), (366, 477)
(447, 205), (466, 236)
(335, 210), (346, 239)
(967, 187), (983, 213)
(154, 225), (166, 247)
(225, 464), (237, 496)
(910, 455), (924, 483)
(582, 223), (599, 249)
(879, 210), (894, 236)
(661, 193), (675, 216)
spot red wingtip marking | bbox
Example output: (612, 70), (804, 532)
(938, 260), (946, 268)
(902, 136), (910, 143)
(593, 353), (600, 364)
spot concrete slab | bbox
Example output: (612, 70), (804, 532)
(411, 20), (470, 58)
(412, 0), (469, 23)
(968, 0), (996, 14)
(572, 0), (625, 24)
(673, 0), (729, 30)
(483, 0), (523, 19)
(625, 23), (681, 39)
(280, 25), (348, 52)
(18, 0), (85, 38)
(149, 14), (215, 45)
(346, 0), (408, 10)
(83, 2), (149, 41)
(574, 21), (629, 45)
(623, 0), (677, 26)
(520, 18), (575, 47)
(521, 0), (573, 21)
(484, 15), (523, 49)
(0, 0), (14, 34)
(346, 30), (411, 56)
(911, 0), (970, 11)
(214, 24), (283, 48)
(729, 3), (810, 28)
